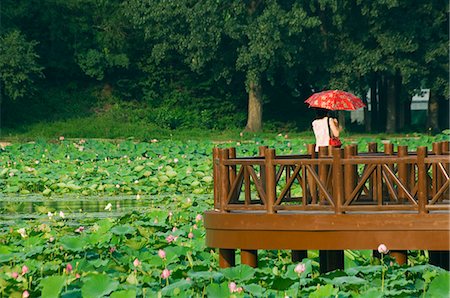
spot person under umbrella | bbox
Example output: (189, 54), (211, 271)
(305, 90), (366, 151)
(311, 108), (341, 152)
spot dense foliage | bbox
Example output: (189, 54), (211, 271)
(1, 1), (448, 132)
(1, 136), (449, 297)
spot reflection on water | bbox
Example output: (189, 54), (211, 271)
(0, 194), (209, 226)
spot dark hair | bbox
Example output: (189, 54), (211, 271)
(315, 108), (330, 119)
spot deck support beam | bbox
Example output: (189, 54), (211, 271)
(292, 250), (307, 262)
(241, 249), (258, 267)
(219, 249), (235, 268)
(320, 250), (344, 273)
(389, 250), (407, 265)
(429, 251), (450, 270)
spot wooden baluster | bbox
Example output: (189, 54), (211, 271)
(219, 149), (230, 213)
(397, 146), (409, 204)
(307, 144), (317, 204)
(384, 143), (394, 202)
(265, 148), (276, 214)
(213, 147), (220, 209)
(344, 145), (356, 204)
(318, 146), (328, 204)
(417, 147), (428, 214)
(368, 142), (378, 202)
(229, 147), (237, 186)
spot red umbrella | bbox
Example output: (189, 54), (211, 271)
(304, 90), (366, 111)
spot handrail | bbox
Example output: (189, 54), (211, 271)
(213, 142), (450, 214)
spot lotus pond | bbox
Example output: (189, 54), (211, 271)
(0, 134), (449, 297)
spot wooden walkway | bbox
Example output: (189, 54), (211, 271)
(204, 142), (450, 271)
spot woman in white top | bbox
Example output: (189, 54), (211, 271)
(312, 108), (341, 152)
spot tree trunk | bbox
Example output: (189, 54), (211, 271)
(386, 76), (396, 133)
(378, 75), (388, 132)
(427, 90), (440, 133)
(245, 80), (263, 132)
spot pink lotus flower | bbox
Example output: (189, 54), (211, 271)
(66, 263), (73, 273)
(188, 232), (194, 239)
(22, 290), (29, 298)
(74, 226), (84, 233)
(133, 258), (141, 267)
(228, 282), (237, 293)
(161, 268), (171, 279)
(378, 244), (389, 254)
(109, 246), (116, 253)
(195, 214), (203, 222)
(172, 227), (177, 232)
(21, 265), (29, 275)
(75, 273), (81, 279)
(59, 136), (65, 141)
(49, 237), (55, 242)
(158, 249), (166, 259)
(166, 235), (178, 243)
(193, 224), (198, 230)
(294, 263), (306, 274)
(11, 272), (19, 279)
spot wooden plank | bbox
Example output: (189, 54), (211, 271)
(204, 212), (450, 231)
(206, 229), (450, 250)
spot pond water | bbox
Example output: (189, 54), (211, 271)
(0, 194), (210, 227)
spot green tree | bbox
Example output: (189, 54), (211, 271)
(0, 30), (43, 100)
(126, 0), (320, 131)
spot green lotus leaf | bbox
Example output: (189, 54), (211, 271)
(205, 282), (229, 298)
(221, 265), (255, 282)
(81, 274), (119, 298)
(40, 275), (66, 298)
(59, 236), (87, 252)
(110, 289), (137, 298)
(110, 225), (136, 235)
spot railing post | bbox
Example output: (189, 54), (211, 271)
(442, 141), (450, 153)
(368, 142), (378, 201)
(440, 141), (450, 200)
(332, 148), (344, 214)
(417, 146), (428, 214)
(219, 148), (230, 213)
(259, 146), (268, 204)
(397, 145), (409, 204)
(343, 145), (356, 203)
(213, 147), (220, 209)
(264, 148), (276, 214)
(307, 144), (317, 204)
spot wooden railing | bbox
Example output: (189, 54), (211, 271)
(213, 142), (450, 215)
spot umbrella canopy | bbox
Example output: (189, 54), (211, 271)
(304, 90), (366, 111)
